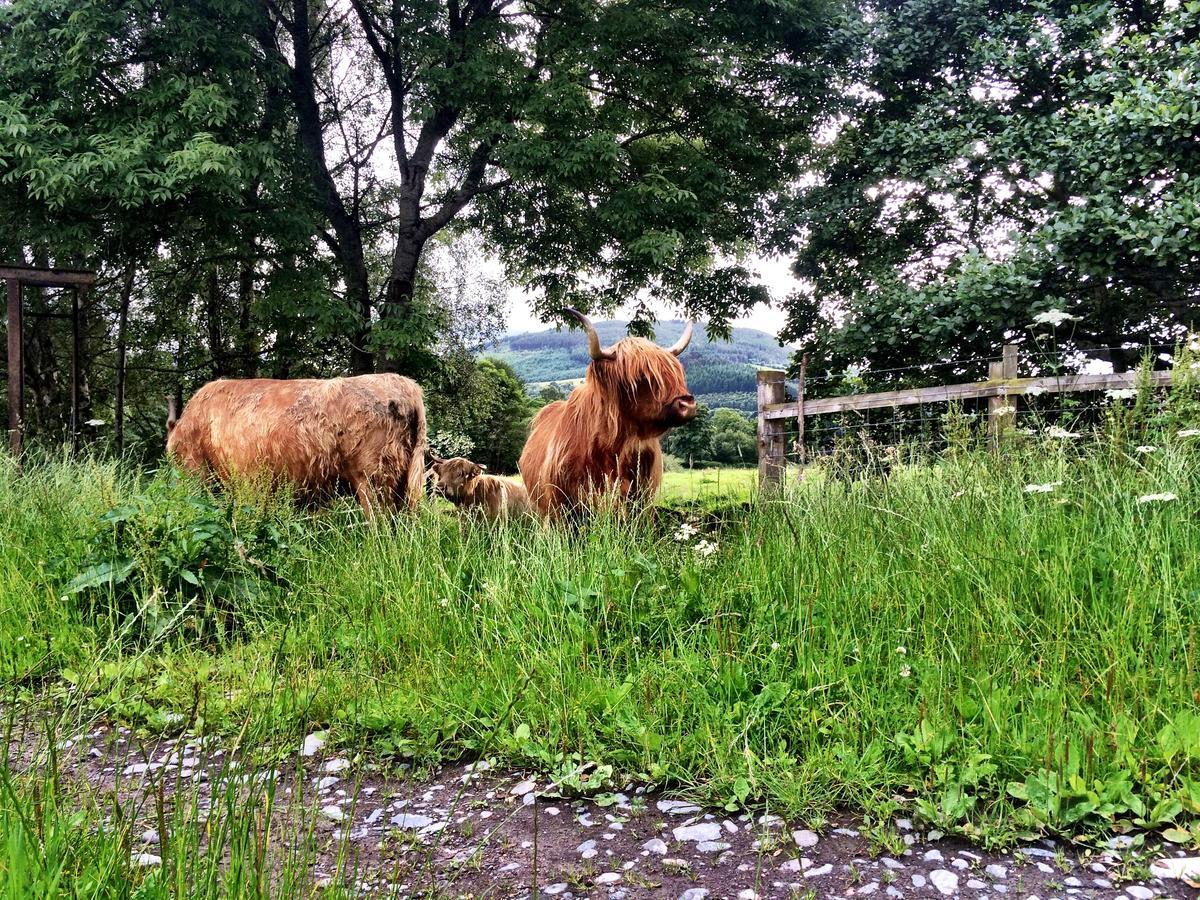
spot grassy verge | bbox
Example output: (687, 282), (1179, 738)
(2, 426), (1199, 883)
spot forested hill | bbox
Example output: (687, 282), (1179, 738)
(487, 321), (791, 415)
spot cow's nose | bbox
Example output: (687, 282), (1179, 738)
(673, 395), (697, 421)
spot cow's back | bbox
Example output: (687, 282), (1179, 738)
(168, 374), (426, 510)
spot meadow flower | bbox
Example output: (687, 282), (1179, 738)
(1023, 384), (1046, 397)
(1135, 445), (1156, 454)
(1178, 429), (1200, 437)
(952, 489), (966, 498)
(895, 645), (907, 655)
(674, 522), (699, 542)
(771, 642), (781, 651)
(1045, 426), (1080, 439)
(899, 664), (912, 678)
(1105, 388), (1136, 401)
(1023, 481), (1062, 493)
(994, 404), (1017, 416)
(1032, 309), (1079, 327)
(693, 539), (719, 560)
(1137, 493), (1177, 504)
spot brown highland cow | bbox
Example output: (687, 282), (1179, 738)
(167, 375), (426, 516)
(519, 308), (696, 516)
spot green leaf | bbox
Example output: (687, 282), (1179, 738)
(64, 558), (135, 594)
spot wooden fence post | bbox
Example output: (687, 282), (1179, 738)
(988, 343), (1019, 445)
(757, 369), (787, 491)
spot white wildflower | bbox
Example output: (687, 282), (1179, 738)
(84, 418), (106, 427)
(693, 539), (719, 560)
(895, 645), (907, 655)
(952, 489), (966, 498)
(1188, 339), (1200, 353)
(1105, 388), (1137, 401)
(771, 642), (781, 651)
(1023, 481), (1062, 493)
(899, 664), (912, 678)
(1177, 429), (1200, 437)
(1023, 384), (1046, 397)
(994, 405), (1017, 416)
(674, 522), (699, 542)
(1045, 426), (1081, 439)
(1136, 493), (1177, 504)
(1032, 309), (1080, 327)
(1135, 445), (1156, 454)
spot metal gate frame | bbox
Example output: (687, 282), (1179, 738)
(2, 264), (97, 458)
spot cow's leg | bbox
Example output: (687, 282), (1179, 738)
(350, 474), (381, 519)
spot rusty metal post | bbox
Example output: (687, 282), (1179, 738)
(71, 285), (84, 455)
(6, 278), (22, 459)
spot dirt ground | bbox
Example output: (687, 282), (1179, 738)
(6, 719), (1197, 899)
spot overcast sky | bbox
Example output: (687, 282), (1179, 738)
(502, 253), (799, 340)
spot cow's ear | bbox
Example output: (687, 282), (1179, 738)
(479, 463), (487, 472)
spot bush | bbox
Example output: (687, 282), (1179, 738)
(57, 471), (297, 644)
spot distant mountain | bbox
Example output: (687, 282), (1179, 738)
(485, 321), (792, 415)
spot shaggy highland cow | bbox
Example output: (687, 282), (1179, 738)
(519, 308), (696, 516)
(167, 375), (427, 516)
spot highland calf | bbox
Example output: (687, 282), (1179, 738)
(166, 375), (427, 516)
(519, 309), (696, 516)
(428, 456), (532, 520)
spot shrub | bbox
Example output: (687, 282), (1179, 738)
(57, 471), (297, 644)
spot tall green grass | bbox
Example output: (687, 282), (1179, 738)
(2, 416), (1199, 893)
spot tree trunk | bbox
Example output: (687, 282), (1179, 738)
(113, 267), (136, 454)
(174, 303), (188, 434)
(206, 267), (228, 378)
(236, 254), (258, 378)
(377, 233), (425, 373)
(346, 256), (374, 375)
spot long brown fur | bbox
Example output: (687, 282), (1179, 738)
(519, 337), (694, 516)
(166, 374), (427, 516)
(428, 457), (531, 520)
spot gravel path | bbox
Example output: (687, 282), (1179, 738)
(9, 722), (1198, 899)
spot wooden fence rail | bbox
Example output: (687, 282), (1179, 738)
(756, 344), (1174, 491)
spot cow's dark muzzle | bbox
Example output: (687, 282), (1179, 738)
(663, 394), (697, 426)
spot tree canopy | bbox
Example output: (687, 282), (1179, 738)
(783, 0), (1200, 381)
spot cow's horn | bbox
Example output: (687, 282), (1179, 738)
(667, 321), (695, 356)
(561, 307), (616, 360)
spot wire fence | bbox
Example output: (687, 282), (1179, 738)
(757, 340), (1200, 486)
